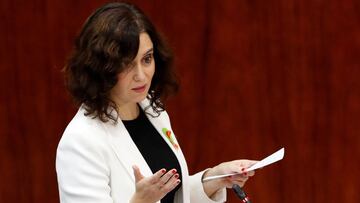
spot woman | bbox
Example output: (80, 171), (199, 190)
(56, 2), (256, 203)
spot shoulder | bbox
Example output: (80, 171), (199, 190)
(58, 107), (110, 153)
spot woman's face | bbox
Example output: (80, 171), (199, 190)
(110, 32), (155, 106)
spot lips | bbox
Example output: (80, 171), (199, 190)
(131, 85), (146, 93)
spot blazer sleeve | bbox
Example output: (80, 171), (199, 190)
(189, 171), (227, 202)
(56, 129), (113, 203)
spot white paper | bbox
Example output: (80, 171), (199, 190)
(202, 147), (285, 182)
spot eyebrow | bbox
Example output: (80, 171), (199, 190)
(143, 48), (154, 56)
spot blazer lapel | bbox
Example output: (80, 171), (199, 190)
(139, 101), (180, 155)
(102, 115), (153, 182)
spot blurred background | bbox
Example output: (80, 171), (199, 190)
(0, 0), (359, 202)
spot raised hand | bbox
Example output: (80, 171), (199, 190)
(130, 165), (181, 203)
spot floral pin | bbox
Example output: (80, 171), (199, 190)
(162, 128), (179, 150)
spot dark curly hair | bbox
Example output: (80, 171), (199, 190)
(64, 2), (179, 123)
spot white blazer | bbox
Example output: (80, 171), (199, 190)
(56, 99), (226, 203)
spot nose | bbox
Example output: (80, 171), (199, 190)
(133, 65), (145, 82)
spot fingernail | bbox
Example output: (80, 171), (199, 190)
(174, 174), (179, 178)
(172, 169), (177, 174)
(161, 169), (166, 174)
(176, 179), (181, 184)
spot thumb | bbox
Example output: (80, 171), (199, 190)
(132, 165), (144, 183)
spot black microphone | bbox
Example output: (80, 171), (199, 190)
(232, 184), (251, 203)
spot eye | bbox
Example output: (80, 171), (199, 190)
(143, 53), (153, 65)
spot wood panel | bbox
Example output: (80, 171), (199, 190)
(0, 0), (359, 202)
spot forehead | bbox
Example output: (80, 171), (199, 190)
(138, 33), (153, 52)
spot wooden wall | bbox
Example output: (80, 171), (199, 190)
(0, 0), (359, 202)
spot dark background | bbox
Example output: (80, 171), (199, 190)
(1, 0), (359, 202)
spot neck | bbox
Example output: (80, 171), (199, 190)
(117, 102), (140, 120)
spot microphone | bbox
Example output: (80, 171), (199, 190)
(232, 184), (251, 203)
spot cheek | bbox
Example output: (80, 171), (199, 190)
(148, 64), (156, 79)
(113, 75), (130, 94)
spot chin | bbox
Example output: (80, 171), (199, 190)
(134, 93), (148, 103)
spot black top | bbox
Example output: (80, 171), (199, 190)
(123, 109), (182, 203)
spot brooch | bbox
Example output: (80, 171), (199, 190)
(162, 128), (179, 150)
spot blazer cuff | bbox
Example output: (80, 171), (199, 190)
(189, 170), (226, 203)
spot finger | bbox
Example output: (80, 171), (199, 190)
(237, 176), (249, 182)
(246, 170), (255, 176)
(247, 160), (259, 166)
(240, 169), (254, 177)
(232, 180), (245, 187)
(148, 168), (167, 184)
(161, 173), (181, 192)
(225, 162), (244, 175)
(226, 161), (248, 174)
(228, 175), (249, 182)
(132, 165), (144, 183)
(237, 160), (258, 174)
(235, 159), (258, 168)
(159, 169), (177, 185)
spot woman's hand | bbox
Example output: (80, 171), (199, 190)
(202, 160), (258, 198)
(130, 165), (180, 203)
